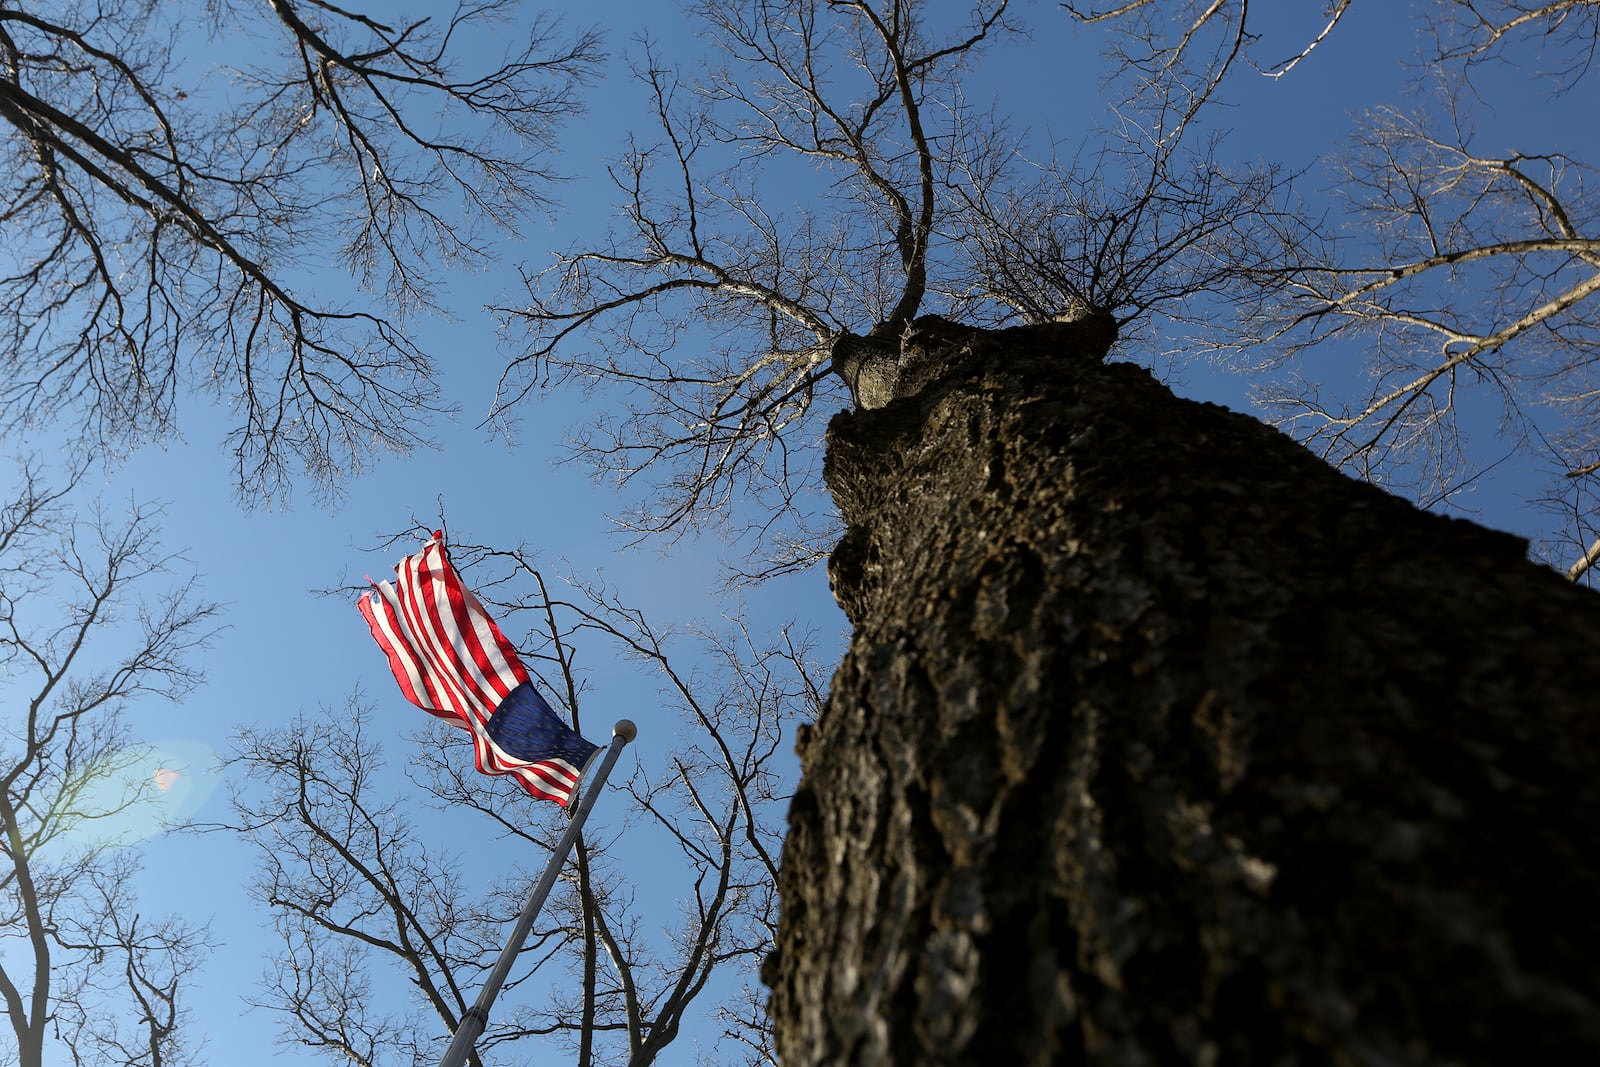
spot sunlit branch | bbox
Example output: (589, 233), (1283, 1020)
(1261, 0), (1352, 78)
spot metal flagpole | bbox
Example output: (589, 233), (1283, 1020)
(439, 719), (637, 1067)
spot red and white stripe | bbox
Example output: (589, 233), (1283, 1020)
(358, 532), (582, 801)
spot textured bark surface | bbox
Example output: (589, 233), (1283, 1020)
(768, 317), (1600, 1066)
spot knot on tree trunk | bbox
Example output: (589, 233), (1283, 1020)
(831, 313), (1119, 411)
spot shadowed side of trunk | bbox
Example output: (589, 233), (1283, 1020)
(769, 317), (1600, 1066)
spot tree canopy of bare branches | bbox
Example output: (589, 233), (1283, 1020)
(0, 460), (219, 1067)
(0, 0), (601, 501)
(1433, 0), (1600, 85)
(494, 0), (1292, 577)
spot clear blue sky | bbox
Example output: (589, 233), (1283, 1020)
(10, 2), (1588, 1064)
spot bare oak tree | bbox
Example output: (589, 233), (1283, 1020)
(494, 0), (1291, 577)
(0, 461), (219, 1067)
(481, 1), (1600, 1062)
(0, 0), (600, 500)
(497, 0), (1013, 572)
(768, 310), (1600, 1066)
(224, 532), (818, 1066)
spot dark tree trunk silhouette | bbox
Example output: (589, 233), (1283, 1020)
(768, 318), (1600, 1065)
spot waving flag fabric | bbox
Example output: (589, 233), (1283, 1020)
(359, 532), (599, 806)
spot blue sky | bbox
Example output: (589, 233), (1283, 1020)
(6, 2), (1593, 1064)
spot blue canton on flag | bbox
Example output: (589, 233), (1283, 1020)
(484, 682), (600, 782)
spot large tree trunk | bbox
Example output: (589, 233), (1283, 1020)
(768, 318), (1600, 1066)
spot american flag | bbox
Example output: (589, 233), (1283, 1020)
(358, 532), (599, 806)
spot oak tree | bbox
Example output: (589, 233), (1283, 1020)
(494, 0), (1288, 577)
(493, 1), (1600, 1062)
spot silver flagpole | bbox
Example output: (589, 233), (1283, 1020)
(439, 719), (637, 1067)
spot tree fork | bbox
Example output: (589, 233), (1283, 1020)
(769, 318), (1600, 1065)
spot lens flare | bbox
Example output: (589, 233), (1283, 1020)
(40, 740), (222, 857)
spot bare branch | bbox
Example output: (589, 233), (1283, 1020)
(1066, 0), (1251, 144)
(1432, 0), (1600, 90)
(941, 115), (1302, 348)
(0, 0), (601, 500)
(1237, 97), (1600, 574)
(1260, 0), (1353, 78)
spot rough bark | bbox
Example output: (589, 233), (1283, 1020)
(768, 317), (1600, 1065)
